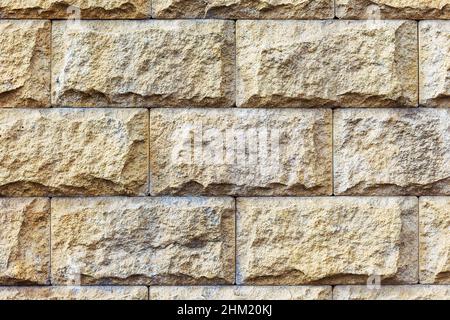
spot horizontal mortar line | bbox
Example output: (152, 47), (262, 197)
(0, 195), (444, 199)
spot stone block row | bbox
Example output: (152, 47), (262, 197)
(1, 1), (450, 20)
(1, 20), (449, 109)
(0, 108), (448, 197)
(1, 197), (448, 285)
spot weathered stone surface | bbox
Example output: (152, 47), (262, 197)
(420, 197), (450, 284)
(0, 20), (50, 108)
(419, 21), (450, 108)
(150, 286), (331, 300)
(336, 0), (450, 19)
(236, 20), (418, 108)
(0, 198), (50, 285)
(52, 20), (234, 108)
(334, 285), (450, 300)
(0, 286), (147, 300)
(51, 197), (235, 285)
(0, 0), (150, 18)
(0, 109), (148, 196)
(237, 197), (418, 284)
(152, 0), (333, 19)
(150, 108), (332, 196)
(334, 109), (450, 196)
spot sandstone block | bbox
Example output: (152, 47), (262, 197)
(0, 0), (150, 19)
(52, 20), (234, 108)
(51, 197), (235, 285)
(0, 198), (50, 285)
(236, 20), (418, 108)
(336, 0), (450, 19)
(334, 285), (450, 300)
(150, 286), (331, 300)
(150, 108), (332, 196)
(237, 197), (418, 284)
(0, 286), (147, 300)
(420, 197), (450, 284)
(334, 109), (450, 196)
(152, 0), (333, 19)
(0, 20), (50, 108)
(419, 21), (450, 107)
(0, 109), (148, 196)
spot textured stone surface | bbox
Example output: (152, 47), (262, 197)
(152, 0), (333, 19)
(420, 197), (450, 284)
(334, 109), (450, 196)
(0, 286), (147, 300)
(51, 197), (235, 285)
(0, 109), (148, 196)
(150, 286), (331, 300)
(52, 20), (234, 108)
(150, 108), (332, 196)
(237, 197), (418, 284)
(419, 21), (450, 108)
(0, 198), (50, 285)
(236, 20), (418, 108)
(334, 285), (450, 300)
(336, 0), (450, 19)
(0, 0), (150, 18)
(0, 20), (50, 108)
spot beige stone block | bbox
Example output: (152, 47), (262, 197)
(0, 109), (148, 196)
(52, 20), (235, 108)
(51, 197), (235, 285)
(0, 20), (50, 108)
(334, 285), (450, 300)
(334, 109), (450, 196)
(420, 197), (450, 284)
(236, 20), (418, 108)
(150, 108), (332, 196)
(0, 198), (50, 285)
(237, 197), (418, 284)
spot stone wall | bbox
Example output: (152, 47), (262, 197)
(0, 0), (448, 300)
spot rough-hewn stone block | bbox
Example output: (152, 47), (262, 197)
(51, 197), (235, 285)
(0, 198), (50, 285)
(237, 197), (418, 284)
(336, 0), (450, 20)
(152, 0), (333, 19)
(334, 109), (450, 196)
(420, 197), (450, 284)
(52, 20), (234, 108)
(236, 20), (418, 108)
(150, 286), (331, 300)
(420, 21), (450, 107)
(334, 285), (450, 300)
(150, 108), (332, 196)
(0, 109), (148, 196)
(0, 20), (50, 108)
(0, 286), (147, 300)
(0, 0), (150, 19)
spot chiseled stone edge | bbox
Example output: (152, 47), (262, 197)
(333, 285), (450, 300)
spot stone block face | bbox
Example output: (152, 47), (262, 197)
(236, 20), (418, 108)
(420, 21), (450, 107)
(52, 20), (235, 108)
(0, 198), (50, 285)
(336, 0), (450, 20)
(51, 197), (235, 285)
(420, 197), (450, 284)
(334, 109), (450, 196)
(237, 197), (418, 284)
(152, 0), (334, 19)
(0, 109), (148, 196)
(0, 20), (50, 108)
(150, 108), (332, 196)
(0, 0), (150, 19)
(150, 286), (331, 300)
(0, 286), (148, 300)
(334, 285), (450, 300)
